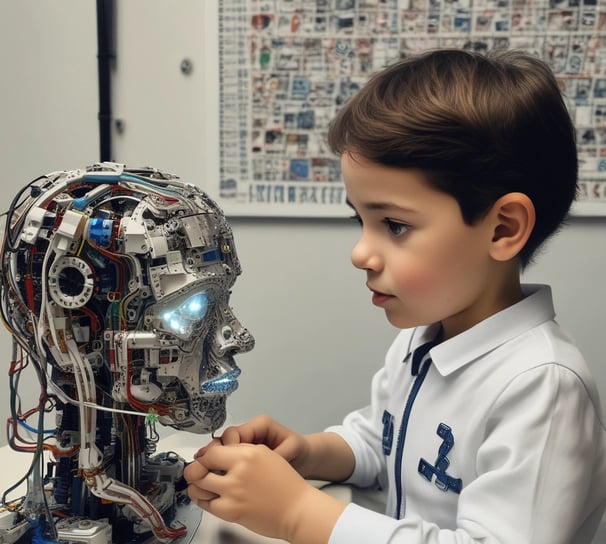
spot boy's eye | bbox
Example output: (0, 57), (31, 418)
(383, 219), (409, 236)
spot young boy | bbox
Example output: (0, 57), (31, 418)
(184, 49), (606, 543)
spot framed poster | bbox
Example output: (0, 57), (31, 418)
(211, 0), (606, 217)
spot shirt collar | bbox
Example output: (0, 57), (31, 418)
(403, 284), (555, 377)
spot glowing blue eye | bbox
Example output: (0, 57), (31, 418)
(169, 318), (184, 334)
(183, 292), (208, 318)
(161, 292), (209, 336)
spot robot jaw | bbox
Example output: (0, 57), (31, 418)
(109, 329), (239, 434)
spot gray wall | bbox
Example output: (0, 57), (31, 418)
(0, 1), (604, 449)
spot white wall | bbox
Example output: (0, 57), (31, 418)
(0, 1), (604, 451)
(0, 0), (99, 446)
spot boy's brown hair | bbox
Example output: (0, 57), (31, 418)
(328, 49), (578, 266)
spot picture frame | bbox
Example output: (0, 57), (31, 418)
(209, 1), (606, 217)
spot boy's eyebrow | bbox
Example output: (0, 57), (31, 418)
(345, 198), (416, 214)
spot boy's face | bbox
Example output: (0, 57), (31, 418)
(342, 154), (502, 340)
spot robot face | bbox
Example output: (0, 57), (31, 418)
(2, 163), (254, 433)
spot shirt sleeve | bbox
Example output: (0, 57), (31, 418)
(328, 363), (606, 544)
(325, 331), (411, 489)
(324, 379), (387, 488)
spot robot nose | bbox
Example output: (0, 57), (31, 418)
(217, 324), (255, 355)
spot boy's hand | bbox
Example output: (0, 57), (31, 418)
(184, 443), (344, 543)
(194, 415), (313, 476)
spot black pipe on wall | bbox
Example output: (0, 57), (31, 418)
(96, 0), (115, 162)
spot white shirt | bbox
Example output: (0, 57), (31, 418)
(327, 285), (606, 543)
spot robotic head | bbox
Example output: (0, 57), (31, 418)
(2, 163), (254, 435)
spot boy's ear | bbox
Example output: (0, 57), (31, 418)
(488, 192), (535, 262)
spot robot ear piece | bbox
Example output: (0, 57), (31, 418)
(48, 256), (96, 309)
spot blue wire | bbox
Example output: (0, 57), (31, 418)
(18, 419), (55, 435)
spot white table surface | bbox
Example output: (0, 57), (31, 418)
(0, 430), (358, 544)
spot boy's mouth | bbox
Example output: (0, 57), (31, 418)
(372, 292), (394, 306)
(368, 286), (395, 306)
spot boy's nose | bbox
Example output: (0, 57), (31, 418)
(351, 236), (382, 271)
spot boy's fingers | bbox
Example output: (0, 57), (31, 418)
(196, 444), (240, 473)
(193, 471), (226, 498)
(220, 425), (245, 445)
(222, 421), (267, 445)
(193, 437), (222, 459)
(187, 483), (219, 503)
(183, 458), (210, 482)
(192, 497), (214, 513)
(193, 447), (206, 459)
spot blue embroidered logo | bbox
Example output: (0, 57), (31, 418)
(418, 423), (463, 494)
(382, 410), (394, 455)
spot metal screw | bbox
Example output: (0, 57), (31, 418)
(180, 58), (193, 75)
